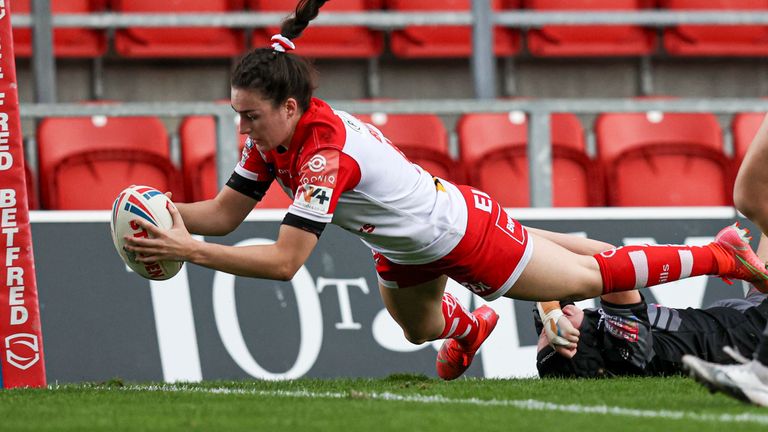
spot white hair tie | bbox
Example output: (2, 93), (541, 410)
(271, 34), (296, 52)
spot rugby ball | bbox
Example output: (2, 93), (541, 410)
(110, 185), (183, 280)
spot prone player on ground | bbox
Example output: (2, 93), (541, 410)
(535, 287), (768, 378)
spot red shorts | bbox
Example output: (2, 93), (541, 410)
(374, 186), (533, 300)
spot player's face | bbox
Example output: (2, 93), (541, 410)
(561, 304), (584, 327)
(536, 304), (585, 351)
(231, 87), (301, 152)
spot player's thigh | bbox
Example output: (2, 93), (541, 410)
(525, 226), (614, 255)
(379, 275), (448, 332)
(505, 231), (603, 301)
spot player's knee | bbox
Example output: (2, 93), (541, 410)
(401, 327), (434, 345)
(733, 189), (760, 221)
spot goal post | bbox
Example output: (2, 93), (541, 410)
(0, 0), (46, 388)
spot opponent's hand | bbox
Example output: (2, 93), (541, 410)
(538, 305), (580, 356)
(123, 201), (196, 263)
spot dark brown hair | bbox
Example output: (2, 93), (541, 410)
(230, 0), (328, 112)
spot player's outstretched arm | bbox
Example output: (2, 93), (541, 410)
(125, 204), (318, 281)
(171, 186), (258, 236)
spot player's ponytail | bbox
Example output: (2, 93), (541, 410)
(230, 1), (326, 112)
(280, 0), (329, 40)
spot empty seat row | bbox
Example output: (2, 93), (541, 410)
(13, 0), (768, 58)
(22, 109), (763, 210)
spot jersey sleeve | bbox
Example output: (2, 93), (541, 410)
(228, 137), (275, 201)
(599, 298), (655, 375)
(287, 148), (361, 223)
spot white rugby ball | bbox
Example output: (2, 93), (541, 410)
(110, 185), (183, 280)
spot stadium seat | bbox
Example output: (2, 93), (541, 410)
(662, 0), (768, 56)
(387, 0), (521, 58)
(12, 0), (108, 58)
(112, 0), (246, 58)
(457, 112), (602, 207)
(249, 0), (384, 58)
(524, 0), (657, 56)
(36, 114), (184, 210)
(24, 163), (37, 210)
(351, 112), (462, 183)
(732, 112), (765, 163)
(179, 116), (294, 208)
(595, 111), (732, 206)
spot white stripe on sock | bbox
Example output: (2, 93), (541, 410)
(629, 250), (649, 289)
(456, 325), (472, 340)
(678, 249), (693, 279)
(445, 318), (459, 338)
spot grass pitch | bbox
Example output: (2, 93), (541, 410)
(1, 375), (766, 431)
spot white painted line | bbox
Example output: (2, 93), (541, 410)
(100, 384), (768, 426)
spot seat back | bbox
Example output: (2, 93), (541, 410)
(595, 112), (731, 206)
(525, 0), (656, 56)
(179, 116), (294, 207)
(24, 163), (37, 210)
(112, 0), (245, 57)
(662, 0), (768, 55)
(387, 0), (520, 58)
(457, 112), (601, 207)
(37, 115), (183, 209)
(732, 112), (765, 163)
(249, 0), (384, 58)
(352, 113), (460, 182)
(12, 0), (107, 57)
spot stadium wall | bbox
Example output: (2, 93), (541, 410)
(31, 207), (749, 382)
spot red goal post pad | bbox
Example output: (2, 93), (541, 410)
(0, 1), (46, 388)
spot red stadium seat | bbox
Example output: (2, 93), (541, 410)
(12, 0), (107, 58)
(179, 116), (294, 208)
(112, 0), (246, 58)
(662, 0), (768, 56)
(37, 114), (184, 210)
(595, 111), (731, 206)
(525, 0), (657, 56)
(732, 112), (765, 162)
(249, 0), (384, 58)
(24, 163), (37, 210)
(352, 112), (462, 183)
(457, 112), (601, 207)
(387, 0), (521, 58)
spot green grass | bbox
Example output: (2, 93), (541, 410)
(1, 376), (767, 431)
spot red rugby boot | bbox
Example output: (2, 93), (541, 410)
(436, 305), (499, 380)
(710, 223), (768, 293)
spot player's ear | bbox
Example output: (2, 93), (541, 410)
(284, 98), (299, 119)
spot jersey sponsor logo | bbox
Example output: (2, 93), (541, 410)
(461, 281), (494, 296)
(239, 145), (252, 167)
(359, 223), (376, 234)
(338, 113), (362, 133)
(301, 174), (336, 186)
(307, 155), (327, 173)
(295, 184), (333, 214)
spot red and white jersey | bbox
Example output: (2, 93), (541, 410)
(234, 98), (468, 265)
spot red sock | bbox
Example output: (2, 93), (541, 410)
(594, 244), (719, 294)
(439, 293), (479, 347)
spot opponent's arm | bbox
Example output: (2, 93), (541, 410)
(537, 301), (579, 358)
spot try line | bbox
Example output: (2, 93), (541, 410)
(95, 384), (768, 426)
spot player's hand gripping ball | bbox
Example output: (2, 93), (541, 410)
(110, 185), (183, 280)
